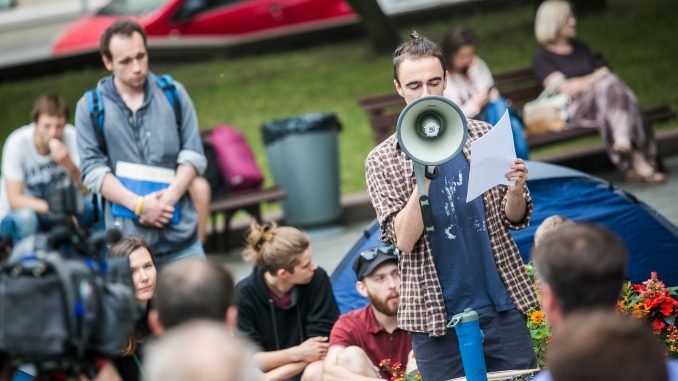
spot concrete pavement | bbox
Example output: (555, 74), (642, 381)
(0, 0), (106, 66)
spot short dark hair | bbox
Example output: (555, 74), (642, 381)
(154, 258), (235, 329)
(31, 94), (69, 123)
(441, 26), (477, 70)
(531, 223), (627, 315)
(393, 31), (446, 84)
(548, 309), (668, 381)
(100, 19), (147, 60)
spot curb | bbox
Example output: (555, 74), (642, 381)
(206, 192), (376, 250)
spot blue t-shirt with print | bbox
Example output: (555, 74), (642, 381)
(427, 153), (514, 317)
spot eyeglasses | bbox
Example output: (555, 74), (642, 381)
(359, 245), (399, 261)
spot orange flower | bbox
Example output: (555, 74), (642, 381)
(530, 310), (545, 324)
(631, 302), (650, 317)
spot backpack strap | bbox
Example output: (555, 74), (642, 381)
(155, 74), (183, 130)
(85, 88), (107, 155)
(86, 75), (183, 152)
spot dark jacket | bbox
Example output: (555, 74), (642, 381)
(236, 266), (339, 351)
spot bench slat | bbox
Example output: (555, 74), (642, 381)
(210, 186), (287, 212)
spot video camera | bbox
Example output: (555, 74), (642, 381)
(0, 185), (140, 374)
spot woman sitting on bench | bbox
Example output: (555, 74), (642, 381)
(441, 26), (530, 159)
(533, 0), (666, 183)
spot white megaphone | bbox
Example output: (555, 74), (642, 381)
(396, 95), (468, 234)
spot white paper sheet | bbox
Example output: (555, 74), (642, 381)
(466, 111), (517, 202)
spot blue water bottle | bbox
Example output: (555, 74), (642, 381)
(448, 308), (487, 381)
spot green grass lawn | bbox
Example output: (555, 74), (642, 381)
(0, 0), (676, 195)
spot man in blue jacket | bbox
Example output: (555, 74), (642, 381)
(76, 20), (206, 265)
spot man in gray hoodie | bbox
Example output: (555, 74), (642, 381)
(76, 19), (207, 266)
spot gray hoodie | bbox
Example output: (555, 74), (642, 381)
(75, 72), (207, 255)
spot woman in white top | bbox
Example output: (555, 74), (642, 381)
(442, 27), (529, 159)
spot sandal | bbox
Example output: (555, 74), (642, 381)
(625, 170), (667, 184)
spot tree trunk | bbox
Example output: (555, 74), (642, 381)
(344, 0), (400, 54)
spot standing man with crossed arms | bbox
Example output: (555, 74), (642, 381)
(76, 20), (206, 266)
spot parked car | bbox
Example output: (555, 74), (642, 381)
(52, 0), (356, 55)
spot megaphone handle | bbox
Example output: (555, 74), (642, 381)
(419, 195), (435, 234)
(414, 163), (435, 234)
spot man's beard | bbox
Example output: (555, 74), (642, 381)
(368, 290), (399, 317)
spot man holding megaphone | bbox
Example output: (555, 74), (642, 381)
(365, 32), (538, 381)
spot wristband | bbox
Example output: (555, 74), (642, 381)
(134, 197), (144, 216)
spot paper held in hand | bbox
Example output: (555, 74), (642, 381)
(111, 161), (180, 224)
(466, 110), (517, 203)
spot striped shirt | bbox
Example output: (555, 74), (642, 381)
(365, 118), (538, 336)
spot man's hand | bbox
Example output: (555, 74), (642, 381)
(506, 158), (528, 195)
(294, 337), (329, 363)
(504, 158), (529, 223)
(48, 139), (70, 166)
(139, 190), (175, 228)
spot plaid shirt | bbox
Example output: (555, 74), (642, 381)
(365, 119), (538, 336)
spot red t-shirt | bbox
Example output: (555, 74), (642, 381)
(329, 305), (411, 379)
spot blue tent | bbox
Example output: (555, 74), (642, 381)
(331, 161), (678, 314)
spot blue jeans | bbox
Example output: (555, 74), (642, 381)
(477, 98), (530, 160)
(0, 197), (100, 244)
(152, 238), (205, 268)
(0, 209), (40, 244)
(410, 309), (536, 381)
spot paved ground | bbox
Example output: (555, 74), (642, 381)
(0, 0), (106, 65)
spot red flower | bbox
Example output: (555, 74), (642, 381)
(647, 294), (665, 308)
(660, 301), (675, 317)
(651, 319), (666, 332)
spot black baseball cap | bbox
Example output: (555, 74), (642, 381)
(353, 245), (399, 280)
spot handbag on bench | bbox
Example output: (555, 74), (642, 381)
(522, 74), (571, 137)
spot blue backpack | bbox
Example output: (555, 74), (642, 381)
(85, 74), (182, 154)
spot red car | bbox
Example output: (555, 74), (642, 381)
(52, 0), (356, 55)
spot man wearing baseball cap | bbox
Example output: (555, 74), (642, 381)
(324, 245), (415, 381)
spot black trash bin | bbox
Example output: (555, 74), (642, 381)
(262, 113), (341, 227)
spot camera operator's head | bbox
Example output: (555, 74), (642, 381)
(145, 320), (258, 381)
(108, 235), (157, 306)
(149, 258), (236, 335)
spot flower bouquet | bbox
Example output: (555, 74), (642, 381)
(617, 271), (678, 357)
(379, 358), (422, 381)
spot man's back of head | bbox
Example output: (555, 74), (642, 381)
(145, 320), (259, 381)
(152, 258), (235, 332)
(547, 309), (667, 381)
(531, 223), (627, 316)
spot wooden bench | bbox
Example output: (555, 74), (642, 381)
(359, 58), (677, 151)
(200, 129), (287, 252)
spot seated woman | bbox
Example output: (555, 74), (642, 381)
(533, 0), (665, 183)
(108, 236), (158, 381)
(236, 222), (339, 381)
(442, 26), (530, 159)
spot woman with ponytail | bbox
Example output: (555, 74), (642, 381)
(236, 222), (339, 381)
